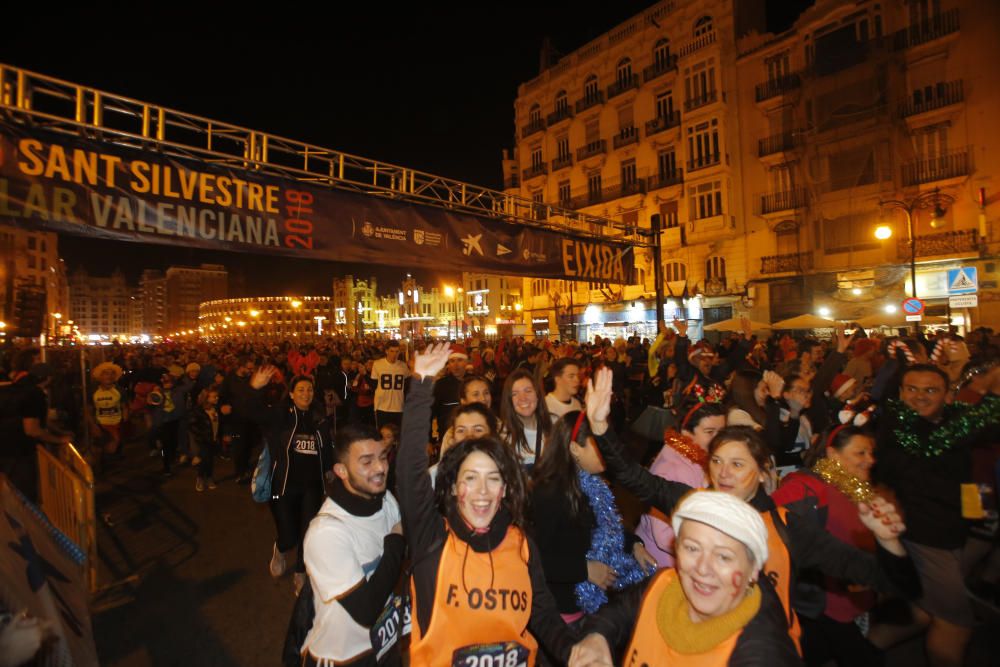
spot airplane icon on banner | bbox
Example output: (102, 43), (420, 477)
(497, 244), (512, 256)
(461, 233), (484, 256)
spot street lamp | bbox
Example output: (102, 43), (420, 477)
(877, 188), (955, 299)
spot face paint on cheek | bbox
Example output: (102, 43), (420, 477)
(731, 572), (744, 598)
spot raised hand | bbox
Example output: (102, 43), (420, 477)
(585, 366), (613, 433)
(740, 316), (754, 341)
(569, 634), (614, 667)
(836, 324), (856, 354)
(250, 365), (278, 390)
(858, 496), (907, 554)
(763, 369), (785, 399)
(672, 318), (688, 337)
(413, 342), (450, 380)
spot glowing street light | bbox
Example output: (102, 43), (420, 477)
(291, 299), (303, 309)
(884, 304), (897, 314)
(818, 307), (832, 317)
(874, 225), (893, 240)
(249, 309), (260, 318)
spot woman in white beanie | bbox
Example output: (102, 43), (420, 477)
(582, 367), (919, 657)
(569, 490), (799, 666)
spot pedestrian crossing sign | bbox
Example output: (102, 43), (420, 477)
(947, 267), (978, 295)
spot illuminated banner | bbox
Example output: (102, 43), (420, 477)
(0, 123), (634, 281)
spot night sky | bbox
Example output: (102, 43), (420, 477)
(2, 1), (812, 296)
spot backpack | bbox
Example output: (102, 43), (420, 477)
(251, 445), (273, 503)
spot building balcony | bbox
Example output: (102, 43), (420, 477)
(576, 139), (607, 161)
(687, 152), (721, 173)
(575, 91), (604, 113)
(522, 163), (547, 180)
(607, 74), (639, 99)
(901, 147), (970, 186)
(504, 174), (520, 189)
(546, 106), (573, 126)
(684, 89), (718, 112)
(758, 188), (808, 215)
(647, 169), (684, 191)
(643, 54), (679, 83)
(755, 73), (801, 103)
(613, 126), (639, 149)
(901, 229), (979, 258)
(645, 110), (681, 137)
(679, 30), (716, 58)
(761, 251), (813, 275)
(758, 131), (802, 158)
(551, 154), (573, 171)
(521, 118), (545, 139)
(810, 42), (876, 78)
(893, 9), (960, 51)
(565, 179), (645, 209)
(899, 80), (963, 118)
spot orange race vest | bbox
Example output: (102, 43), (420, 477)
(624, 569), (740, 667)
(409, 526), (538, 667)
(762, 507), (801, 653)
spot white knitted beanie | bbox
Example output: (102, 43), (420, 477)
(672, 490), (769, 570)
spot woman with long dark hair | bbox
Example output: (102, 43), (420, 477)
(530, 410), (653, 627)
(396, 344), (586, 666)
(499, 368), (552, 469)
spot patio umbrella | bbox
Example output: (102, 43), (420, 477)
(703, 317), (772, 332)
(771, 314), (839, 329)
(853, 312), (948, 328)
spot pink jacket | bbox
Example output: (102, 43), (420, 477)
(634, 444), (707, 567)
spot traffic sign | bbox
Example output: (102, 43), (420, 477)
(949, 294), (978, 308)
(902, 297), (925, 316)
(947, 267), (978, 295)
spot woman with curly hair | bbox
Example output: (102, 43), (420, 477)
(397, 344), (585, 666)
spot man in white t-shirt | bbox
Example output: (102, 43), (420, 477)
(302, 422), (405, 667)
(370, 341), (410, 430)
(545, 357), (583, 420)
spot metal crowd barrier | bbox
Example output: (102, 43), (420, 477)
(36, 443), (98, 593)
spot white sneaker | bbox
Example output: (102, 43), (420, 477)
(269, 543), (286, 578)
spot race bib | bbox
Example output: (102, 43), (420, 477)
(370, 594), (410, 661)
(451, 641), (529, 667)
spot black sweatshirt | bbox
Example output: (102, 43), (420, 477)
(396, 377), (577, 663)
(593, 427), (921, 614)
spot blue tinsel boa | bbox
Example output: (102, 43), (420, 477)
(574, 469), (652, 613)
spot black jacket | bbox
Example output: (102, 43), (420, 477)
(249, 389), (334, 500)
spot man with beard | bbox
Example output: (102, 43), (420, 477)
(875, 364), (1000, 667)
(300, 423), (405, 667)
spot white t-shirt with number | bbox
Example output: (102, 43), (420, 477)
(371, 358), (409, 413)
(302, 493), (403, 663)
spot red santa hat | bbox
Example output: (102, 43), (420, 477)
(687, 341), (717, 362)
(448, 345), (469, 361)
(828, 373), (857, 400)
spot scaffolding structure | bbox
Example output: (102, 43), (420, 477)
(0, 63), (643, 245)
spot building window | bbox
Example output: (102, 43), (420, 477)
(706, 256), (726, 284)
(584, 74), (599, 100)
(584, 118), (600, 145)
(687, 118), (720, 168)
(684, 59), (716, 107)
(655, 91), (675, 119)
(530, 146), (543, 168)
(689, 180), (723, 219)
(660, 200), (679, 228)
(765, 51), (790, 83)
(828, 145), (876, 191)
(616, 58), (633, 86)
(664, 261), (687, 282)
(558, 180), (571, 206)
(821, 212), (880, 254)
(694, 15), (714, 37)
(621, 159), (637, 187)
(529, 103), (541, 123)
(654, 38), (671, 67)
(556, 135), (570, 161)
(775, 222), (799, 255)
(658, 149), (677, 179)
(587, 171), (602, 200)
(555, 90), (568, 113)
